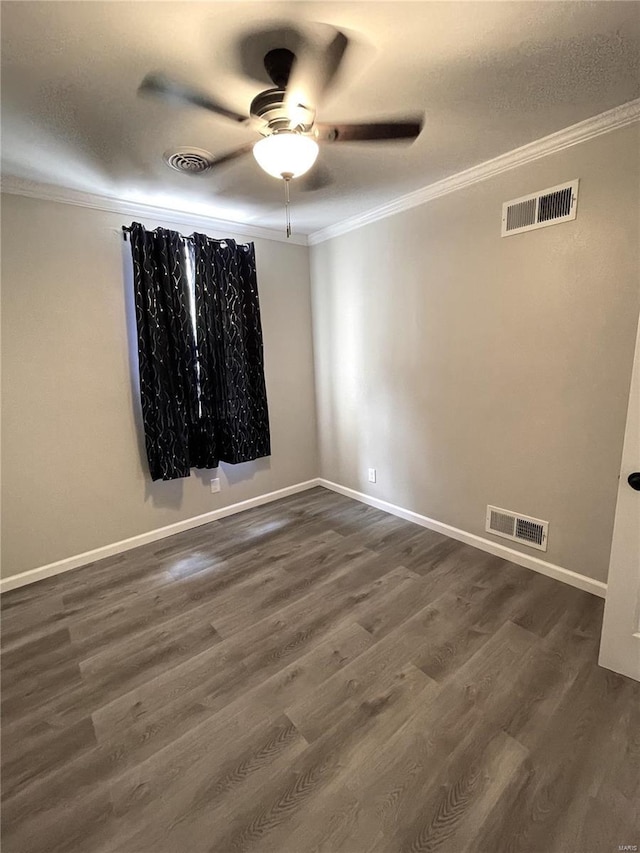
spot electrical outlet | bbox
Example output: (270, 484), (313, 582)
(210, 478), (221, 494)
(368, 468), (377, 483)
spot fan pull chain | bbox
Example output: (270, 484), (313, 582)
(283, 173), (293, 239)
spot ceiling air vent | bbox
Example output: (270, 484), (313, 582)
(163, 148), (215, 175)
(486, 505), (548, 552)
(501, 179), (579, 237)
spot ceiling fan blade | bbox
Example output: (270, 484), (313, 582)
(284, 28), (350, 120)
(298, 163), (333, 192)
(206, 143), (254, 170)
(318, 30), (350, 94)
(139, 73), (248, 124)
(314, 119), (423, 143)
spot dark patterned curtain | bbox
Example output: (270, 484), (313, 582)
(191, 235), (271, 464)
(129, 222), (200, 481)
(128, 223), (270, 481)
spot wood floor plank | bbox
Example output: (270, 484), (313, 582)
(67, 528), (344, 651)
(175, 667), (435, 853)
(1, 626), (76, 684)
(1, 487), (637, 853)
(474, 659), (633, 852)
(1, 591), (69, 651)
(205, 539), (382, 637)
(386, 729), (529, 853)
(105, 711), (310, 853)
(2, 779), (118, 853)
(94, 620), (374, 749)
(1, 716), (98, 804)
(1, 624), (372, 844)
(286, 629), (427, 743)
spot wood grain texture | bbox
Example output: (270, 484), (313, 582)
(1, 486), (638, 853)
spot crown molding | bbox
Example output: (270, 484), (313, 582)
(3, 99), (638, 249)
(308, 98), (640, 245)
(0, 177), (308, 246)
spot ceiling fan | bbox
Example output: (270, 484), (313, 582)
(139, 27), (424, 234)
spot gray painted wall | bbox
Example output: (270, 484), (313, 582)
(310, 124), (640, 584)
(2, 124), (638, 585)
(1, 196), (318, 577)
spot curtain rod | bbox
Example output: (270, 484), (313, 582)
(121, 226), (236, 248)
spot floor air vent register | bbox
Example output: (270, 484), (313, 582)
(486, 505), (549, 552)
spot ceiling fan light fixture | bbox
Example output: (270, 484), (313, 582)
(253, 132), (319, 179)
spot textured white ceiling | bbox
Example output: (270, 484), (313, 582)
(2, 1), (639, 234)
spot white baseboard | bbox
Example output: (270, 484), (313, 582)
(0, 479), (321, 593)
(318, 479), (607, 599)
(1, 476), (607, 599)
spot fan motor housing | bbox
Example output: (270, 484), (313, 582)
(250, 88), (313, 134)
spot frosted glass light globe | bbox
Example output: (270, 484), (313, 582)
(253, 133), (319, 179)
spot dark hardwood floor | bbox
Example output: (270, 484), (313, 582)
(1, 487), (638, 852)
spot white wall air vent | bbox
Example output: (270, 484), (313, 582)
(501, 179), (579, 237)
(486, 505), (549, 552)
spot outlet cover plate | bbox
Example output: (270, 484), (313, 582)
(210, 478), (221, 494)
